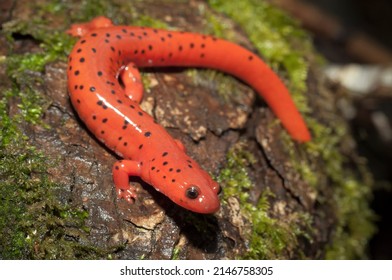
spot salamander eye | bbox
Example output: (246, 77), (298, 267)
(185, 186), (200, 199)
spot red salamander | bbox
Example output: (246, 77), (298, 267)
(66, 16), (311, 214)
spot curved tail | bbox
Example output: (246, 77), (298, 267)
(151, 32), (312, 142)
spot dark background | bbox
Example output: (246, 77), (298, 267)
(299, 0), (392, 259)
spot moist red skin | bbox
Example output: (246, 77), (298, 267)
(66, 16), (311, 214)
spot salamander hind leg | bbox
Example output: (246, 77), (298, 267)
(112, 160), (142, 203)
(66, 16), (114, 37)
(120, 62), (144, 103)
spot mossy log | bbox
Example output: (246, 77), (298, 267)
(0, 0), (374, 259)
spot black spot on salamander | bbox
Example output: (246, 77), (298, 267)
(162, 152), (168, 157)
(130, 32), (135, 36)
(144, 131), (151, 137)
(201, 43), (205, 48)
(104, 39), (109, 43)
(111, 46), (115, 52)
(91, 33), (97, 37)
(79, 85), (84, 90)
(160, 37), (165, 42)
(77, 48), (82, 53)
(122, 124), (127, 130)
(102, 118), (108, 123)
(138, 111), (143, 116)
(79, 57), (85, 63)
(248, 55), (253, 61)
(137, 35), (142, 40)
(153, 29), (158, 33)
(103, 105), (108, 109)
(97, 100), (103, 106)
(167, 33), (172, 38)
(190, 43), (194, 48)
(138, 144), (143, 149)
(134, 50), (138, 55)
(69, 66), (73, 71)
(92, 48), (96, 53)
(111, 90), (115, 94)
(169, 168), (173, 172)
(116, 35), (122, 39)
(123, 142), (128, 146)
(69, 56), (72, 62)
(118, 136), (122, 140)
(117, 99), (122, 104)
(176, 169), (181, 173)
(74, 85), (78, 90)
(163, 161), (168, 166)
(97, 71), (103, 76)
(81, 40), (86, 44)
(188, 164), (193, 168)
(200, 53), (205, 58)
(141, 49), (145, 54)
(151, 166), (155, 171)
(90, 86), (96, 92)
(106, 33), (110, 37)
(101, 130), (105, 134)
(171, 179), (176, 183)
(148, 45), (153, 51)
(168, 53), (173, 58)
(76, 99), (80, 103)
(122, 29), (127, 33)
(74, 70), (80, 76)
(130, 104), (135, 109)
(115, 165), (119, 170)
(92, 115), (97, 120)
(178, 45), (183, 51)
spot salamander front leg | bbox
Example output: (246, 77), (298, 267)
(112, 160), (142, 203)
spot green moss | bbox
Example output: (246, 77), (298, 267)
(171, 247), (180, 260)
(0, 94), (91, 258)
(246, 191), (313, 259)
(217, 143), (312, 259)
(3, 20), (76, 78)
(218, 142), (255, 202)
(326, 177), (375, 259)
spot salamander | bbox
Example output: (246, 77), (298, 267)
(66, 16), (311, 214)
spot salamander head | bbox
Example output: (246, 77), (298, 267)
(173, 172), (221, 214)
(144, 155), (220, 214)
